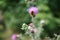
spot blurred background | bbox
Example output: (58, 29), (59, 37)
(0, 0), (60, 40)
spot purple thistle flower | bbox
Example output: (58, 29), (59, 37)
(12, 34), (17, 40)
(27, 6), (38, 15)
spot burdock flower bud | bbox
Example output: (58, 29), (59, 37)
(27, 6), (38, 17)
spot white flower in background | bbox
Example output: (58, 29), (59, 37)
(21, 23), (25, 30)
(57, 35), (60, 40)
(40, 19), (45, 24)
(54, 33), (58, 37)
(16, 34), (20, 37)
(54, 33), (60, 40)
(21, 23), (28, 30)
(28, 26), (31, 30)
